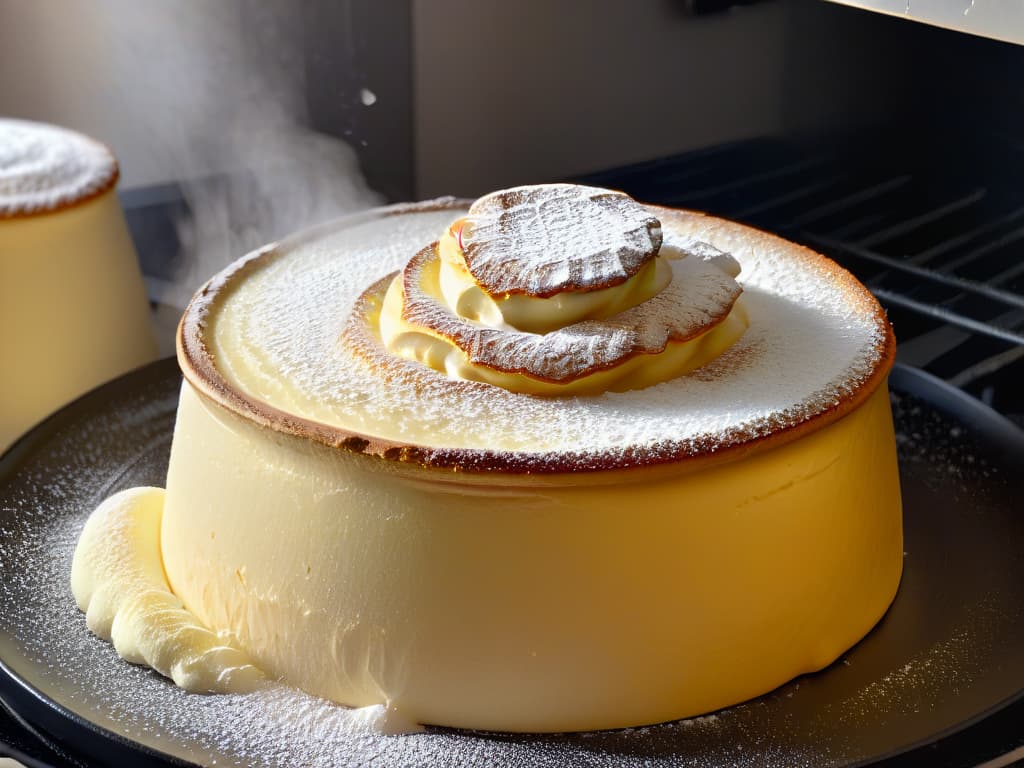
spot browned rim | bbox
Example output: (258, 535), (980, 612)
(177, 198), (896, 477)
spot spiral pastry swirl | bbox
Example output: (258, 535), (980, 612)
(355, 184), (749, 396)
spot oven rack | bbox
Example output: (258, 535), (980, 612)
(578, 138), (1024, 422)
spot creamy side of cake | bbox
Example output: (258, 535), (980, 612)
(71, 190), (903, 733)
(157, 380), (900, 732)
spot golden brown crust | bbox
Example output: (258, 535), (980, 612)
(178, 199), (896, 477)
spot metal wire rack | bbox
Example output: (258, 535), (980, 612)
(580, 138), (1024, 421)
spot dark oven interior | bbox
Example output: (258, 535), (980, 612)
(578, 1), (1024, 422)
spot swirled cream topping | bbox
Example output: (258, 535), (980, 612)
(359, 184), (748, 396)
(0, 118), (118, 217)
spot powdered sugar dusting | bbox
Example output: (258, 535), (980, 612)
(462, 184), (662, 297)
(662, 229), (742, 277)
(0, 119), (118, 217)
(206, 203), (889, 461)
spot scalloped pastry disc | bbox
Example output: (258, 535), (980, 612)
(460, 184), (662, 298)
